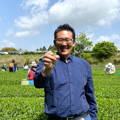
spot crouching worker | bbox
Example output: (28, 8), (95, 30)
(34, 24), (98, 120)
(104, 63), (116, 74)
(28, 61), (37, 85)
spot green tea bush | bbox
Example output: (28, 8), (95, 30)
(0, 67), (120, 119)
(0, 97), (47, 120)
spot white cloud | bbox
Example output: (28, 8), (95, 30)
(96, 36), (111, 42)
(15, 0), (120, 33)
(21, 0), (49, 13)
(0, 39), (15, 48)
(13, 0), (120, 40)
(15, 0), (49, 31)
(96, 34), (120, 42)
(15, 12), (48, 30)
(15, 30), (39, 38)
(97, 8), (120, 26)
(49, 0), (120, 28)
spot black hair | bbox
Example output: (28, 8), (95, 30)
(54, 24), (75, 40)
(12, 59), (15, 63)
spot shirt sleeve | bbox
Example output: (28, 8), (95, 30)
(85, 63), (98, 120)
(34, 61), (45, 88)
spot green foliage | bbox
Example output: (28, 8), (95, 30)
(0, 68), (120, 120)
(73, 33), (93, 57)
(81, 52), (96, 64)
(81, 52), (91, 59)
(0, 98), (46, 120)
(92, 67), (120, 120)
(93, 41), (117, 60)
(48, 45), (57, 53)
(113, 59), (120, 65)
(38, 46), (47, 51)
(0, 47), (18, 52)
(97, 98), (120, 120)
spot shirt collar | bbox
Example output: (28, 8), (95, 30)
(60, 55), (73, 63)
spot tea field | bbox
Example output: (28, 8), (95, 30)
(0, 67), (120, 120)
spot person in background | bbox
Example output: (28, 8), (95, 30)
(104, 63), (116, 74)
(13, 61), (18, 72)
(23, 63), (29, 70)
(8, 60), (14, 72)
(1, 64), (7, 71)
(34, 24), (98, 120)
(28, 61), (37, 80)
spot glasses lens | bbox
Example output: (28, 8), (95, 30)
(56, 38), (73, 42)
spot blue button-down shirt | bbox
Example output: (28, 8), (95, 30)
(34, 56), (98, 120)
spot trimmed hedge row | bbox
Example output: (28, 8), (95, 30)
(0, 67), (120, 119)
(0, 97), (47, 120)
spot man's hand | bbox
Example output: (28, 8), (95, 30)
(42, 51), (60, 76)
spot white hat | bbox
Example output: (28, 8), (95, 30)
(31, 61), (37, 66)
(108, 63), (112, 66)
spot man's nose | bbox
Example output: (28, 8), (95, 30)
(61, 40), (67, 45)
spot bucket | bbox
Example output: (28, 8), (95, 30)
(21, 80), (29, 85)
(29, 80), (34, 85)
(21, 80), (34, 85)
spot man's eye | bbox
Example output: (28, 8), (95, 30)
(65, 38), (70, 41)
(58, 39), (63, 41)
(55, 38), (73, 42)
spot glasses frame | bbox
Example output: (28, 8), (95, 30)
(55, 38), (73, 43)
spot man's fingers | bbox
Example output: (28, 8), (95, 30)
(42, 51), (60, 68)
(55, 55), (60, 59)
(43, 57), (53, 63)
(44, 51), (59, 61)
(46, 51), (60, 60)
(47, 51), (53, 54)
(44, 62), (52, 67)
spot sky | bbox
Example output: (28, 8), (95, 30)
(0, 0), (120, 51)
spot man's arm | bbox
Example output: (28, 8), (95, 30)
(34, 51), (60, 88)
(34, 61), (46, 88)
(85, 63), (98, 120)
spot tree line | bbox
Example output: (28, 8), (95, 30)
(0, 33), (118, 61)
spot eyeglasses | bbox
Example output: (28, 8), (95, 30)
(55, 38), (73, 43)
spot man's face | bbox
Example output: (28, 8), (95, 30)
(54, 30), (75, 58)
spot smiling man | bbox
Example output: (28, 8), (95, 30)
(34, 24), (98, 120)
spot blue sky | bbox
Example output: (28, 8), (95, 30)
(0, 0), (120, 51)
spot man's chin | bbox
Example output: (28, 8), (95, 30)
(58, 51), (70, 56)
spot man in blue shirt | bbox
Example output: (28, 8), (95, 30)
(34, 24), (98, 120)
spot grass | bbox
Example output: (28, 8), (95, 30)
(0, 67), (120, 120)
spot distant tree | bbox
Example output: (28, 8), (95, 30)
(36, 48), (39, 51)
(48, 45), (56, 52)
(18, 48), (22, 51)
(42, 46), (46, 51)
(0, 47), (17, 52)
(73, 33), (93, 57)
(39, 46), (47, 51)
(92, 41), (117, 59)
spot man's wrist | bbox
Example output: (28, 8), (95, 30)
(41, 66), (52, 77)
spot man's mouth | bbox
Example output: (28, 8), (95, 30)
(58, 45), (71, 50)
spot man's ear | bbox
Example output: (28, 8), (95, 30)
(54, 40), (57, 46)
(72, 41), (76, 47)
